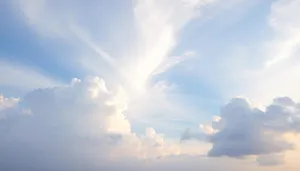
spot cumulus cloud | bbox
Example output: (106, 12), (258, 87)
(2, 83), (300, 169)
(181, 97), (300, 165)
(0, 95), (19, 110)
(0, 95), (19, 120)
(0, 77), (182, 170)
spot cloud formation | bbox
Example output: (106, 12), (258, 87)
(0, 95), (19, 119)
(181, 97), (300, 164)
(1, 82), (300, 169)
(265, 0), (300, 67)
(0, 77), (182, 170)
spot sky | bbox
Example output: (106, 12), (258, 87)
(0, 0), (300, 170)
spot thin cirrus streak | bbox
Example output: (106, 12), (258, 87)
(69, 0), (215, 96)
(128, 0), (206, 92)
(16, 0), (213, 94)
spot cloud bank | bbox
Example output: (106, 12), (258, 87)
(1, 76), (300, 169)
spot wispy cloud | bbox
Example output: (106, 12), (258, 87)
(15, 0), (215, 89)
(184, 0), (300, 107)
(240, 0), (300, 105)
(128, 0), (216, 91)
(152, 51), (196, 76)
(12, 0), (224, 129)
(0, 59), (62, 90)
(265, 0), (300, 68)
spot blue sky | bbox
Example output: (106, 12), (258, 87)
(1, 0), (300, 170)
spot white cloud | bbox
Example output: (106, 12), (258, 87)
(0, 77), (183, 167)
(265, 0), (300, 67)
(0, 95), (19, 120)
(129, 0), (217, 91)
(11, 0), (251, 128)
(152, 51), (196, 76)
(14, 0), (217, 90)
(20, 76), (131, 137)
(0, 95), (19, 111)
(13, 0), (122, 85)
(1, 78), (300, 170)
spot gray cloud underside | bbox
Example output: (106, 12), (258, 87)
(181, 97), (300, 165)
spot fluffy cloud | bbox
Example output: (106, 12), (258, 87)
(0, 77), (181, 170)
(0, 95), (19, 120)
(2, 83), (300, 170)
(181, 97), (300, 164)
(1, 77), (299, 170)
(0, 95), (19, 110)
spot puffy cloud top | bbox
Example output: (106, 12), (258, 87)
(0, 95), (19, 120)
(0, 77), (180, 170)
(181, 97), (300, 165)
